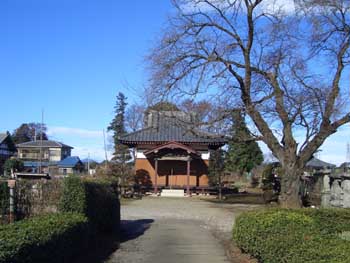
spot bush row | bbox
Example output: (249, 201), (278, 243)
(0, 182), (9, 218)
(0, 213), (88, 263)
(233, 209), (350, 263)
(59, 176), (120, 235)
(0, 176), (120, 263)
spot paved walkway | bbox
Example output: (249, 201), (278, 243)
(106, 197), (260, 263)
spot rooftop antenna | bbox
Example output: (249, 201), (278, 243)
(346, 143), (350, 163)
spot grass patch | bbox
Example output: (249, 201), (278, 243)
(205, 193), (265, 204)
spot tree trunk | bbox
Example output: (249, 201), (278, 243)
(278, 164), (302, 208)
(218, 172), (222, 200)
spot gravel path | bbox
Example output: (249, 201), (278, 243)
(106, 197), (261, 263)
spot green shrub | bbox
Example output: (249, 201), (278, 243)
(0, 182), (9, 218)
(300, 208), (350, 235)
(233, 209), (350, 263)
(59, 176), (120, 235)
(3, 158), (24, 176)
(84, 180), (120, 234)
(0, 213), (88, 263)
(59, 176), (86, 214)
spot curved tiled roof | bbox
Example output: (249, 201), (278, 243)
(16, 140), (73, 149)
(119, 121), (227, 146)
(306, 158), (336, 169)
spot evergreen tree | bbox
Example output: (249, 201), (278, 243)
(225, 110), (263, 175)
(107, 92), (132, 163)
(208, 148), (225, 199)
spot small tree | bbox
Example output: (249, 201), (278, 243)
(225, 110), (263, 175)
(3, 158), (24, 177)
(208, 148), (225, 199)
(107, 92), (132, 193)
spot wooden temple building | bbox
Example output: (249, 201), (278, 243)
(119, 109), (227, 195)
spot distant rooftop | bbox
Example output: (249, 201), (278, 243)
(306, 158), (336, 169)
(58, 156), (82, 168)
(16, 140), (73, 149)
(0, 133), (8, 144)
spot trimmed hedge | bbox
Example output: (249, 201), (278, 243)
(0, 213), (88, 263)
(0, 182), (9, 218)
(233, 209), (350, 263)
(59, 176), (120, 235)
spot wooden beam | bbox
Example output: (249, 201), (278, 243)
(158, 156), (191, 161)
(187, 159), (191, 196)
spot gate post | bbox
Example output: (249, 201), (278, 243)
(8, 169), (16, 223)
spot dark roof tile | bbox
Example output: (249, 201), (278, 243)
(17, 140), (73, 149)
(0, 133), (8, 144)
(120, 118), (227, 145)
(306, 158), (336, 168)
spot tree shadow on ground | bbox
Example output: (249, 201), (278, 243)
(75, 219), (154, 263)
(120, 219), (154, 242)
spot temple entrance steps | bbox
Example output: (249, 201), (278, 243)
(160, 189), (185, 197)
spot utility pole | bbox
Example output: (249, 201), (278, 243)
(87, 152), (90, 175)
(103, 129), (108, 170)
(39, 109), (44, 174)
(8, 169), (16, 223)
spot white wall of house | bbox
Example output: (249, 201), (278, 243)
(49, 148), (61, 161)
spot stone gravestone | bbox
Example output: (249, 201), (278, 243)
(321, 175), (331, 208)
(342, 180), (350, 208)
(330, 180), (343, 207)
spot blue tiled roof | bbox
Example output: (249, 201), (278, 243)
(23, 161), (57, 167)
(57, 156), (82, 168)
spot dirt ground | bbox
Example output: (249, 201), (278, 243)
(106, 197), (262, 263)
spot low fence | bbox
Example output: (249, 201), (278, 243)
(0, 179), (62, 224)
(0, 178), (118, 227)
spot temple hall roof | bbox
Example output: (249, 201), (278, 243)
(119, 110), (227, 146)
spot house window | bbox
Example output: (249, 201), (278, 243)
(63, 169), (67, 175)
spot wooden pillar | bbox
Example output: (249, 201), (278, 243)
(154, 158), (158, 195)
(187, 158), (191, 196)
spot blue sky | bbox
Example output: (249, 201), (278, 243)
(0, 0), (172, 160)
(0, 0), (349, 164)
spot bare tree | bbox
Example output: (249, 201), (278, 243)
(125, 104), (145, 132)
(147, 0), (350, 207)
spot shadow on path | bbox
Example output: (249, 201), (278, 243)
(75, 219), (154, 263)
(120, 219), (154, 242)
